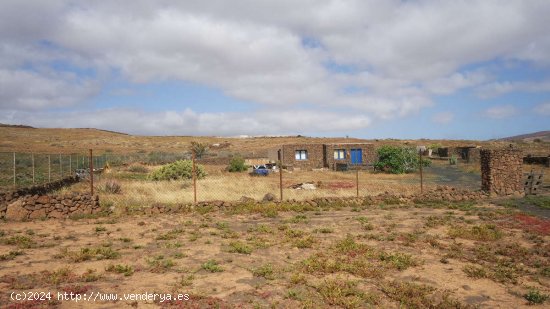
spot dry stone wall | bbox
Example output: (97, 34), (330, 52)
(142, 185), (488, 215)
(481, 148), (523, 196)
(0, 176), (100, 220)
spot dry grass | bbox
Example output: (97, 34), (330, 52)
(72, 169), (426, 209)
(1, 200), (548, 308)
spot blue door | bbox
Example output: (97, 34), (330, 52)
(350, 149), (362, 164)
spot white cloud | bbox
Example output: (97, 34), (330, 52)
(484, 104), (518, 119)
(0, 69), (99, 110)
(476, 80), (550, 98)
(534, 102), (550, 116)
(432, 112), (454, 124)
(0, 1), (549, 134)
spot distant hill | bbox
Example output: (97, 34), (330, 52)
(0, 123), (34, 129)
(498, 131), (550, 142)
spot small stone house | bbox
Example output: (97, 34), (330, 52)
(275, 143), (376, 170)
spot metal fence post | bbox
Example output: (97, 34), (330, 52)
(89, 149), (94, 196)
(419, 150), (424, 194)
(59, 154), (63, 178)
(279, 161), (283, 201)
(192, 150), (197, 204)
(48, 155), (51, 182)
(69, 155), (72, 176)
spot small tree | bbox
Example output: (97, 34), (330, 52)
(228, 156), (248, 172)
(148, 160), (206, 180)
(374, 146), (431, 174)
(190, 141), (209, 159)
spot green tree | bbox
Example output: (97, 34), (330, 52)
(148, 160), (206, 180)
(374, 146), (431, 174)
(228, 156), (248, 172)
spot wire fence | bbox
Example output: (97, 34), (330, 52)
(1, 149), (501, 206)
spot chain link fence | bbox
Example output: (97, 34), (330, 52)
(1, 149), (492, 207)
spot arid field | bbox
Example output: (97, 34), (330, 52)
(1, 196), (550, 308)
(1, 127), (550, 308)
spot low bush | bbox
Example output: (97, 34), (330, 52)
(374, 146), (431, 174)
(227, 156), (248, 172)
(148, 160), (206, 181)
(102, 180), (122, 194)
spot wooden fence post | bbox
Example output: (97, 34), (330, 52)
(89, 149), (94, 196)
(59, 154), (63, 178)
(356, 168), (359, 197)
(419, 150), (424, 194)
(32, 153), (35, 184)
(13, 152), (15, 186)
(279, 161), (283, 201)
(192, 150), (197, 204)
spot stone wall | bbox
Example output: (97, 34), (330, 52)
(1, 193), (100, 220)
(142, 185), (489, 215)
(0, 176), (100, 220)
(523, 155), (550, 167)
(324, 143), (376, 170)
(481, 148), (523, 195)
(281, 144), (325, 170)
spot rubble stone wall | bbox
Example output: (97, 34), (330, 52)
(481, 148), (523, 195)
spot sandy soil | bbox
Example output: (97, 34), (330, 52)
(1, 200), (549, 308)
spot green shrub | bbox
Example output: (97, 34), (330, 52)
(374, 146), (431, 174)
(524, 289), (548, 304)
(228, 156), (248, 172)
(148, 160), (206, 180)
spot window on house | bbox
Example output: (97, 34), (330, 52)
(295, 150), (308, 160)
(334, 149), (346, 160)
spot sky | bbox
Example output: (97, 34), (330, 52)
(1, 0), (549, 140)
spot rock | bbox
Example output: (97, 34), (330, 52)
(48, 210), (64, 219)
(240, 196), (255, 203)
(29, 208), (47, 220)
(6, 200), (29, 220)
(36, 195), (50, 204)
(262, 193), (276, 202)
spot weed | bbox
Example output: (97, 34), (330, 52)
(147, 255), (175, 273)
(293, 235), (316, 249)
(285, 289), (301, 300)
(463, 265), (488, 279)
(176, 274), (194, 287)
(524, 289), (549, 305)
(101, 180), (122, 194)
(202, 260), (223, 272)
(188, 231), (201, 242)
(379, 252), (417, 270)
(290, 272), (307, 285)
(156, 228), (184, 240)
(314, 228), (334, 234)
(106, 264), (134, 276)
(285, 229), (305, 238)
(448, 224), (503, 241)
(317, 278), (366, 308)
(0, 250), (24, 261)
(215, 222), (230, 230)
(228, 241), (253, 254)
(61, 246), (120, 262)
(81, 269), (101, 282)
(95, 226), (107, 233)
(286, 215), (309, 224)
(252, 264), (275, 280)
(3, 235), (35, 248)
(249, 224), (273, 234)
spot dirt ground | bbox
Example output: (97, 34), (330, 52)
(1, 199), (549, 308)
